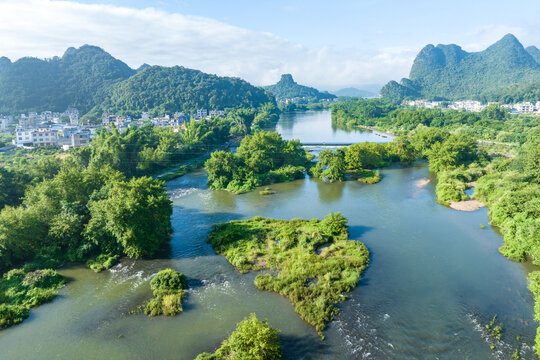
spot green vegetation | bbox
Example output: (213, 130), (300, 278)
(484, 315), (503, 341)
(0, 268), (65, 329)
(205, 131), (310, 193)
(0, 165), (172, 273)
(528, 272), (540, 358)
(195, 313), (282, 360)
(380, 34), (540, 103)
(309, 135), (424, 183)
(207, 213), (370, 336)
(0, 45), (134, 115)
(90, 66), (275, 119)
(86, 253), (119, 272)
(259, 187), (276, 195)
(0, 45), (277, 117)
(143, 269), (187, 317)
(263, 74), (336, 102)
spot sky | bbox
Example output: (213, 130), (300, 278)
(1, 0), (540, 91)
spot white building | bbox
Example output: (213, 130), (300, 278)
(209, 110), (225, 117)
(0, 117), (8, 130)
(448, 100), (486, 112)
(196, 109), (208, 118)
(71, 132), (90, 147)
(15, 128), (33, 147)
(514, 102), (535, 113)
(31, 128), (59, 147)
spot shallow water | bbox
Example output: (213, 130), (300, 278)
(0, 111), (536, 359)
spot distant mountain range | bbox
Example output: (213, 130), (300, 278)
(333, 87), (378, 98)
(0, 45), (274, 116)
(263, 74), (336, 101)
(381, 34), (540, 103)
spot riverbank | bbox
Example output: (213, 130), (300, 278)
(449, 199), (485, 211)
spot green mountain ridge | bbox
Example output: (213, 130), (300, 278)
(381, 34), (540, 103)
(0, 45), (135, 114)
(94, 65), (275, 117)
(0, 45), (274, 116)
(263, 74), (336, 101)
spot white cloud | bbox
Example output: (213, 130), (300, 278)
(462, 24), (530, 52)
(0, 0), (415, 90)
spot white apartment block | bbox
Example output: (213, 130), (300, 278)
(448, 101), (486, 112)
(15, 128), (33, 147)
(196, 109), (208, 118)
(0, 117), (7, 130)
(31, 128), (59, 147)
(514, 102), (535, 113)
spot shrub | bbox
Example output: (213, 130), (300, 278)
(142, 269), (188, 317)
(86, 253), (120, 272)
(195, 314), (281, 360)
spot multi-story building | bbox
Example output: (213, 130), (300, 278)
(0, 117), (8, 130)
(196, 109), (208, 118)
(514, 102), (535, 113)
(15, 128), (33, 147)
(31, 128), (59, 147)
(209, 110), (225, 117)
(19, 115), (36, 129)
(72, 131), (90, 147)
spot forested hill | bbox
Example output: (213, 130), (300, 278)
(0, 45), (135, 114)
(92, 66), (275, 118)
(380, 34), (540, 103)
(263, 74), (337, 101)
(0, 45), (275, 116)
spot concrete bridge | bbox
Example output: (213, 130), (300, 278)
(300, 142), (354, 147)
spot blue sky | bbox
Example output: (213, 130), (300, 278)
(1, 0), (540, 90)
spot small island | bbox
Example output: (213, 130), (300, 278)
(143, 269), (188, 317)
(0, 268), (65, 328)
(195, 313), (282, 360)
(207, 213), (370, 337)
(205, 131), (311, 194)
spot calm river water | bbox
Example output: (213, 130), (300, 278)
(0, 110), (537, 359)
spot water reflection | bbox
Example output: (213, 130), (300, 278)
(316, 178), (345, 204)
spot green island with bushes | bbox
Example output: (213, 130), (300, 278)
(207, 213), (370, 337)
(205, 130), (311, 193)
(0, 268), (65, 328)
(195, 313), (282, 360)
(143, 269), (188, 317)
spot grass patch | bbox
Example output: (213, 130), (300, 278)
(0, 268), (65, 329)
(207, 213), (370, 337)
(143, 269), (187, 317)
(259, 187), (276, 195)
(351, 169), (382, 184)
(195, 313), (281, 360)
(86, 253), (120, 272)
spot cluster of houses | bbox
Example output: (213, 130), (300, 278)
(0, 108), (226, 149)
(406, 99), (540, 114)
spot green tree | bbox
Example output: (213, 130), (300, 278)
(86, 177), (172, 258)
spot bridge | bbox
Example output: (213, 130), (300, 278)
(300, 142), (355, 147)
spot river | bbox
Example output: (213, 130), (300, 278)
(0, 110), (536, 359)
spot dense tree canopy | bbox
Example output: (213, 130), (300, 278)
(205, 131), (310, 193)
